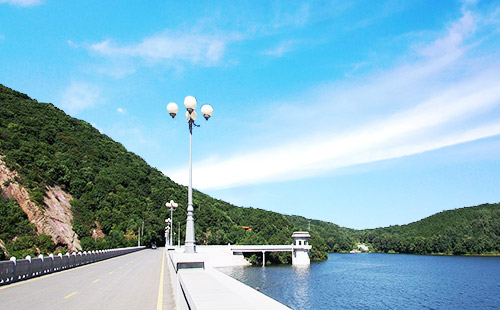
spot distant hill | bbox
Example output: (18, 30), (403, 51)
(0, 84), (498, 261)
(360, 203), (500, 255)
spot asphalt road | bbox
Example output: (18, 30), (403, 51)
(0, 248), (175, 310)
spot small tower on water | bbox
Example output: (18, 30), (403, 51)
(292, 231), (311, 266)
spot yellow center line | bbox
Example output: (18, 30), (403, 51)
(119, 266), (123, 269)
(64, 291), (78, 299)
(108, 271), (114, 275)
(157, 249), (165, 310)
(92, 278), (100, 283)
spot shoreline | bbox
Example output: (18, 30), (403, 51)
(334, 251), (500, 257)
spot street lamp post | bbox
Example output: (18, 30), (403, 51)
(167, 96), (213, 253)
(165, 200), (178, 246)
(165, 218), (171, 247)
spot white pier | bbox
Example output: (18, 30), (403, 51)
(230, 231), (312, 266)
(167, 248), (291, 309)
(166, 232), (312, 309)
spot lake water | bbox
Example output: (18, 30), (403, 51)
(218, 253), (500, 309)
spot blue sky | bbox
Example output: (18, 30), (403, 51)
(1, 0), (500, 229)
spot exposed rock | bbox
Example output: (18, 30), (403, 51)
(0, 238), (8, 257)
(0, 158), (81, 252)
(91, 221), (105, 239)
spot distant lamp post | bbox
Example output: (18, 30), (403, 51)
(165, 200), (178, 246)
(165, 218), (171, 247)
(166, 96), (214, 253)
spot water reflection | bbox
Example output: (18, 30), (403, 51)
(292, 266), (310, 309)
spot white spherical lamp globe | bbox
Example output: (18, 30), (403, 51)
(184, 96), (197, 113)
(167, 102), (178, 118)
(201, 104), (214, 120)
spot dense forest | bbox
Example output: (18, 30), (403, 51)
(0, 84), (331, 263)
(359, 203), (500, 255)
(0, 84), (499, 263)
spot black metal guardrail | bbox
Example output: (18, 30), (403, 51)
(0, 246), (145, 286)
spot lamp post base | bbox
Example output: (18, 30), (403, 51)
(184, 244), (196, 253)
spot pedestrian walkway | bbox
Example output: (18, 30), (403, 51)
(161, 249), (176, 310)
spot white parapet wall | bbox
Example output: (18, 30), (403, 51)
(0, 246), (146, 286)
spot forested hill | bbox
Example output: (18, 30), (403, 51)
(0, 84), (333, 262)
(360, 203), (500, 255)
(0, 84), (498, 261)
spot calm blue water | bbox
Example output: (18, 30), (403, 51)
(218, 253), (500, 309)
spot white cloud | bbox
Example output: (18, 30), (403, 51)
(89, 30), (239, 66)
(91, 123), (103, 134)
(105, 123), (160, 153)
(344, 61), (368, 77)
(117, 107), (126, 114)
(81, 4), (311, 73)
(60, 82), (101, 115)
(0, 0), (42, 6)
(169, 73), (500, 189)
(271, 4), (310, 29)
(418, 10), (476, 59)
(263, 41), (295, 57)
(166, 9), (500, 190)
(67, 40), (78, 48)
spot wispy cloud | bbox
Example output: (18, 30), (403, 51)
(271, 4), (310, 30)
(346, 1), (411, 32)
(117, 107), (126, 114)
(91, 122), (103, 134)
(0, 0), (41, 6)
(169, 74), (500, 189)
(241, 3), (312, 37)
(167, 8), (500, 190)
(263, 40), (296, 57)
(60, 82), (101, 115)
(89, 30), (240, 66)
(105, 123), (160, 153)
(418, 10), (475, 59)
(79, 3), (313, 76)
(344, 61), (368, 77)
(67, 40), (78, 48)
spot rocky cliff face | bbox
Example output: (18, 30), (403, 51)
(0, 158), (81, 252)
(0, 238), (7, 257)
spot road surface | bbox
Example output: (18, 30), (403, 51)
(0, 248), (175, 310)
